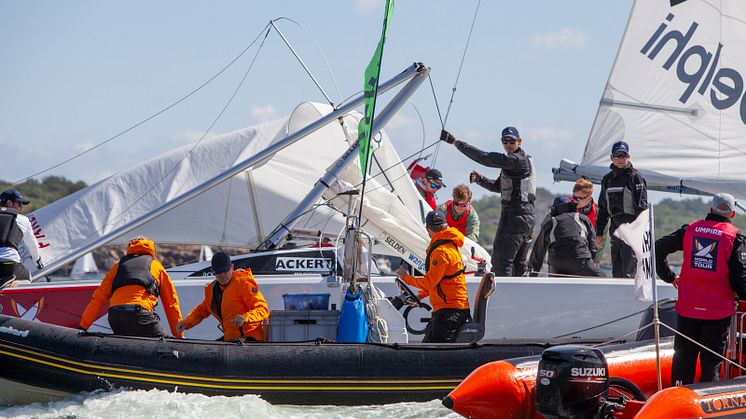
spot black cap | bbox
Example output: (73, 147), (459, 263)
(425, 210), (446, 228)
(425, 168), (445, 186)
(211, 252), (232, 274)
(551, 195), (572, 209)
(0, 189), (30, 205)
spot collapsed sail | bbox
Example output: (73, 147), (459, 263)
(554, 0), (746, 201)
(29, 101), (490, 275)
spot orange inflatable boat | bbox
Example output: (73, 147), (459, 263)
(444, 339), (674, 419)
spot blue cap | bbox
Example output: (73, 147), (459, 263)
(501, 126), (520, 140)
(0, 189), (30, 205)
(425, 210), (446, 228)
(551, 195), (572, 209)
(611, 141), (630, 155)
(211, 252), (232, 274)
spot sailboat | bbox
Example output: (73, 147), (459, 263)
(445, 0), (746, 417)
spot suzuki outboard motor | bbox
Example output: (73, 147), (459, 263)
(536, 345), (609, 419)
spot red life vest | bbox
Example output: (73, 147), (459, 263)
(677, 219), (740, 319)
(416, 182), (436, 210)
(445, 200), (470, 236)
(578, 200), (597, 229)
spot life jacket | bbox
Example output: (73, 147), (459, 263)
(425, 239), (465, 303)
(415, 179), (437, 210)
(603, 166), (637, 218)
(445, 200), (470, 236)
(677, 219), (740, 320)
(0, 207), (22, 251)
(499, 150), (536, 207)
(548, 211), (592, 260)
(211, 280), (224, 322)
(577, 200), (597, 228)
(111, 254), (160, 298)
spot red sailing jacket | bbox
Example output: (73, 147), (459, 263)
(677, 219), (740, 320)
(445, 200), (470, 237)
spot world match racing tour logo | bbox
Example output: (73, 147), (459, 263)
(641, 11), (746, 125)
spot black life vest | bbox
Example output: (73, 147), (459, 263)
(425, 239), (465, 303)
(499, 150), (536, 207)
(111, 254), (159, 297)
(603, 167), (637, 218)
(0, 207), (22, 251)
(211, 280), (224, 321)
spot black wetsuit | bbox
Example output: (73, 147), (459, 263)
(596, 163), (647, 278)
(529, 202), (603, 277)
(455, 141), (536, 276)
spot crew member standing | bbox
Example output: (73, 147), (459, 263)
(0, 189), (42, 284)
(440, 126), (536, 276)
(528, 196), (602, 277)
(178, 252), (269, 341)
(395, 210), (470, 343)
(655, 193), (746, 386)
(78, 235), (183, 338)
(595, 141), (647, 277)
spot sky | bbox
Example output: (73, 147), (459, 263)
(2, 0), (685, 204)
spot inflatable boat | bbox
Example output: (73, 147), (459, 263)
(443, 338), (674, 419)
(0, 314), (594, 406)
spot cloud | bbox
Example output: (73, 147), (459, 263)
(249, 104), (279, 123)
(356, 0), (381, 13)
(532, 27), (589, 49)
(524, 127), (574, 149)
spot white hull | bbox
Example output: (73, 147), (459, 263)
(1, 271), (677, 342)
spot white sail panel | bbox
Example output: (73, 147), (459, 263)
(30, 102), (354, 267)
(565, 0), (746, 200)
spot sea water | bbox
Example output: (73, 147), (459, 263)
(0, 390), (461, 419)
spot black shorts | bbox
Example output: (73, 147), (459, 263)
(0, 261), (29, 286)
(107, 305), (166, 338)
(423, 308), (471, 343)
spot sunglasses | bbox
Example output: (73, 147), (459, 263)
(612, 154), (629, 160)
(453, 201), (469, 208)
(572, 195), (590, 201)
(428, 182), (442, 189)
(501, 139), (517, 145)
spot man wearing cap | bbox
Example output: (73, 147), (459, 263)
(440, 126), (536, 277)
(415, 168), (445, 210)
(655, 193), (746, 386)
(528, 196), (602, 277)
(79, 235), (183, 337)
(595, 141), (648, 278)
(395, 210), (470, 342)
(0, 189), (42, 285)
(178, 252), (269, 341)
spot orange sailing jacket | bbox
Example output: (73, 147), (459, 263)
(79, 238), (183, 337)
(182, 268), (270, 341)
(402, 227), (470, 312)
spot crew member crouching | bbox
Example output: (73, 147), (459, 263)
(79, 235), (183, 338)
(395, 210), (470, 343)
(178, 252), (269, 341)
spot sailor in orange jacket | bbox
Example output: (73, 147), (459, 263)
(395, 210), (470, 343)
(78, 235), (183, 338)
(177, 252), (269, 341)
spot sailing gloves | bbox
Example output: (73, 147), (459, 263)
(469, 170), (482, 184)
(440, 129), (456, 144)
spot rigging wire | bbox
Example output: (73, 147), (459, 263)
(71, 27), (273, 249)
(12, 23), (274, 186)
(271, 17), (343, 105)
(431, 0), (482, 166)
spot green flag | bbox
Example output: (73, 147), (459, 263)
(357, 0), (394, 177)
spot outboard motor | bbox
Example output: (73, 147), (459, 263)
(536, 345), (609, 419)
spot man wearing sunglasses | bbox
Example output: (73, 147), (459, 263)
(440, 126), (536, 277)
(437, 184), (480, 242)
(415, 168), (445, 210)
(595, 141), (648, 278)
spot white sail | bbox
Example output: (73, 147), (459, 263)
(555, 0), (746, 200)
(29, 101), (491, 276)
(71, 252), (99, 275)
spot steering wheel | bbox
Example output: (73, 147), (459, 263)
(394, 277), (432, 335)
